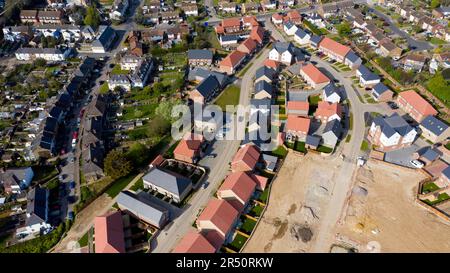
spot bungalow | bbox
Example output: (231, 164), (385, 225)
(173, 133), (205, 163)
(344, 51), (362, 69)
(187, 49), (213, 66)
(196, 198), (239, 243)
(142, 167), (192, 203)
(219, 50), (246, 75)
(300, 63), (330, 89)
(255, 66), (276, 83)
(314, 101), (342, 123)
(396, 90), (438, 122)
(379, 39), (402, 60)
(371, 82), (393, 102)
(94, 211), (126, 253)
(404, 54), (427, 72)
(172, 231), (216, 253)
(269, 42), (296, 65)
(420, 116), (449, 143)
(322, 119), (342, 149)
(356, 65), (380, 87)
(217, 171), (256, 211)
(254, 80), (273, 100)
(189, 75), (220, 104)
(286, 101), (309, 116)
(368, 113), (417, 151)
(284, 21), (298, 36)
(117, 191), (170, 229)
(231, 144), (260, 172)
(322, 84), (341, 103)
(318, 37), (351, 63)
(294, 28), (311, 45)
(286, 115), (310, 142)
(237, 38), (257, 54)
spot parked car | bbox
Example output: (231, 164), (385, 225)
(410, 159), (424, 169)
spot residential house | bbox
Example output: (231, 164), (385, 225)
(94, 211), (126, 253)
(161, 11), (181, 24)
(15, 48), (70, 61)
(285, 115), (310, 142)
(231, 144), (260, 172)
(250, 26), (265, 45)
(142, 167), (192, 203)
(309, 35), (323, 49)
(242, 16), (259, 28)
(286, 101), (309, 116)
(300, 63), (330, 89)
(0, 167), (34, 194)
(321, 119), (342, 149)
(82, 142), (105, 181)
(181, 3), (198, 16)
(219, 50), (246, 75)
(16, 187), (51, 237)
(241, 2), (259, 14)
(261, 0), (276, 11)
(120, 54), (141, 70)
(217, 172), (256, 211)
(356, 65), (380, 87)
(419, 116), (449, 143)
(307, 13), (325, 28)
(404, 54), (427, 72)
(255, 66), (276, 84)
(187, 49), (213, 66)
(218, 34), (239, 46)
(433, 6), (450, 19)
(305, 135), (321, 150)
(285, 10), (302, 24)
(318, 37), (351, 63)
(172, 231), (216, 253)
(189, 75), (220, 104)
(269, 42), (296, 65)
(110, 0), (129, 20)
(271, 13), (284, 25)
(371, 82), (393, 102)
(368, 113), (417, 151)
(217, 18), (241, 34)
(322, 84), (341, 103)
(294, 28), (311, 45)
(437, 166), (450, 187)
(344, 51), (362, 69)
(92, 26), (116, 53)
(117, 191), (170, 229)
(379, 39), (402, 60)
(128, 58), (153, 88)
(20, 10), (38, 24)
(254, 80), (273, 100)
(314, 101), (342, 123)
(237, 38), (257, 54)
(220, 2), (237, 14)
(264, 59), (280, 71)
(261, 153), (278, 172)
(196, 199), (239, 244)
(38, 10), (64, 24)
(284, 21), (298, 36)
(173, 133), (205, 163)
(397, 90), (438, 122)
(108, 74), (131, 91)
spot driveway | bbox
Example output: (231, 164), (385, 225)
(384, 137), (429, 168)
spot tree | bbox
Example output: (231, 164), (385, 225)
(430, 0), (441, 9)
(84, 6), (101, 30)
(337, 22), (352, 36)
(152, 82), (166, 96)
(33, 58), (47, 68)
(104, 149), (132, 179)
(147, 116), (171, 138)
(126, 143), (150, 168)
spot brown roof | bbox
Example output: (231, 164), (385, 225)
(231, 144), (260, 171)
(197, 199), (239, 237)
(94, 211), (125, 253)
(219, 50), (246, 68)
(172, 231), (216, 253)
(218, 172), (256, 211)
(300, 64), (330, 84)
(222, 17), (241, 28)
(398, 90), (438, 117)
(250, 26), (265, 44)
(20, 10), (38, 17)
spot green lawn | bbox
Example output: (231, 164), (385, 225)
(271, 145), (288, 158)
(317, 145), (333, 153)
(214, 84), (240, 111)
(78, 232), (89, 247)
(445, 142), (450, 151)
(426, 72), (450, 108)
(229, 233), (248, 251)
(130, 178), (144, 192)
(424, 193), (450, 206)
(422, 182), (440, 194)
(161, 53), (186, 69)
(240, 218), (257, 234)
(309, 95), (321, 105)
(345, 134), (351, 143)
(111, 64), (129, 75)
(164, 140), (180, 159)
(258, 188), (270, 203)
(286, 141), (307, 153)
(32, 165), (58, 183)
(428, 37), (447, 45)
(360, 140), (370, 151)
(99, 82), (110, 94)
(120, 103), (157, 121)
(105, 173), (138, 198)
(250, 204), (264, 217)
(208, 29), (221, 49)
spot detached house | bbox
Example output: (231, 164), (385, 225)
(322, 119), (342, 149)
(314, 101), (342, 123)
(371, 82), (393, 102)
(189, 75), (220, 104)
(344, 51), (362, 69)
(254, 80), (273, 100)
(286, 115), (310, 142)
(396, 90), (438, 123)
(300, 63), (330, 89)
(356, 65), (380, 87)
(271, 13), (284, 25)
(269, 42), (296, 65)
(173, 231), (216, 253)
(284, 21), (298, 36)
(217, 172), (256, 211)
(420, 116), (449, 143)
(379, 39), (402, 60)
(322, 84), (341, 103)
(231, 144), (260, 172)
(94, 211), (126, 253)
(219, 50), (246, 75)
(255, 66), (276, 84)
(173, 132), (205, 163)
(294, 28), (311, 45)
(404, 54), (427, 72)
(368, 113), (417, 151)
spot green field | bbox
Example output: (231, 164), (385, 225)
(105, 173), (138, 198)
(426, 72), (450, 108)
(422, 182), (440, 194)
(120, 103), (157, 121)
(214, 85), (241, 111)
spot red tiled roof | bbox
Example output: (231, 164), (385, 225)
(219, 50), (246, 68)
(215, 25), (224, 34)
(243, 16), (259, 27)
(398, 90), (438, 116)
(149, 154), (164, 168)
(172, 231), (216, 253)
(319, 37), (351, 59)
(300, 64), (330, 84)
(272, 13), (283, 21)
(264, 59), (280, 70)
(287, 10), (302, 21)
(286, 115), (310, 133)
(173, 133), (204, 159)
(94, 211), (125, 253)
(314, 101), (342, 119)
(287, 101), (309, 112)
(218, 172), (256, 210)
(222, 17), (241, 28)
(231, 144), (260, 171)
(250, 173), (269, 191)
(238, 38), (257, 53)
(197, 199), (239, 237)
(250, 26), (265, 44)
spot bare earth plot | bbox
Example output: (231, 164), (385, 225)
(336, 160), (450, 253)
(244, 152), (341, 253)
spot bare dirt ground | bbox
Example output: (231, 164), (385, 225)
(336, 160), (450, 253)
(244, 152), (340, 253)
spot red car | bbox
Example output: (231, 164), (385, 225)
(72, 131), (78, 140)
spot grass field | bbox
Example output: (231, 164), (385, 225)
(111, 64), (129, 75)
(214, 84), (240, 111)
(105, 173), (138, 198)
(360, 140), (370, 151)
(120, 103), (157, 120)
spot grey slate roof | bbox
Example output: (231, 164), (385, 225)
(255, 66), (275, 81)
(373, 113), (414, 138)
(295, 28), (309, 39)
(323, 119), (342, 138)
(117, 190), (169, 228)
(421, 148), (440, 162)
(306, 135), (321, 147)
(420, 115), (448, 137)
(188, 49), (213, 60)
(357, 65), (380, 81)
(345, 51), (361, 63)
(93, 26), (115, 49)
(188, 68), (228, 87)
(26, 187), (48, 226)
(310, 35), (323, 46)
(142, 167), (192, 197)
(443, 166), (450, 180)
(255, 80), (273, 95)
(284, 21), (295, 29)
(372, 82), (390, 96)
(273, 42), (294, 54)
(250, 98), (271, 111)
(109, 74), (130, 84)
(323, 84), (340, 98)
(220, 34), (239, 42)
(196, 75), (220, 97)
